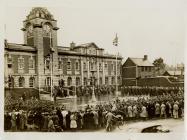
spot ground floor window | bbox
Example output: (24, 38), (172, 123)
(84, 77), (87, 86)
(99, 77), (102, 85)
(29, 77), (35, 87)
(19, 77), (25, 87)
(111, 77), (115, 85)
(105, 77), (108, 85)
(46, 77), (51, 86)
(76, 77), (80, 86)
(67, 77), (72, 86)
(8, 76), (14, 88)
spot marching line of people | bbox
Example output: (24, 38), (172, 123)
(4, 89), (184, 132)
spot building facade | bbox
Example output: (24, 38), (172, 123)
(4, 7), (122, 91)
(122, 55), (155, 86)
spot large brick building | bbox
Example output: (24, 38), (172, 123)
(122, 55), (155, 86)
(4, 7), (122, 91)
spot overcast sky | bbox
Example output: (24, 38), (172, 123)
(3, 0), (185, 65)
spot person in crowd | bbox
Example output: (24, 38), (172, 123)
(4, 112), (11, 130)
(160, 102), (166, 118)
(66, 111), (71, 131)
(155, 102), (160, 118)
(173, 101), (179, 119)
(105, 111), (117, 132)
(140, 104), (147, 120)
(70, 112), (77, 131)
(56, 107), (63, 130)
(92, 109), (99, 129)
(11, 110), (17, 131)
(132, 104), (138, 119)
(127, 104), (133, 120)
(48, 116), (55, 132)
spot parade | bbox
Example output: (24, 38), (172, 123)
(4, 85), (184, 132)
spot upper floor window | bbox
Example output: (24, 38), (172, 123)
(45, 58), (50, 69)
(141, 67), (144, 71)
(75, 61), (79, 70)
(83, 62), (87, 70)
(99, 63), (102, 71)
(90, 62), (94, 70)
(111, 63), (114, 71)
(58, 58), (62, 69)
(149, 67), (152, 72)
(29, 56), (34, 69)
(105, 63), (108, 69)
(18, 56), (24, 69)
(67, 61), (71, 70)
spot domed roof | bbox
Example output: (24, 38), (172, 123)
(26, 7), (54, 20)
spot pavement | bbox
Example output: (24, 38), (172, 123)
(99, 118), (184, 133)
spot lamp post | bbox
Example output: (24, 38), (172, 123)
(89, 71), (97, 103)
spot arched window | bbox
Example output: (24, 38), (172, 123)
(67, 77), (72, 86)
(8, 76), (14, 88)
(19, 77), (25, 87)
(76, 77), (80, 86)
(29, 77), (35, 87)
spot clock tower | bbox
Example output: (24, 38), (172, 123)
(21, 7), (59, 89)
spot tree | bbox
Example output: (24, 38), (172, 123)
(153, 57), (166, 76)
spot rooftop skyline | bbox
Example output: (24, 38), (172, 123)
(3, 0), (185, 65)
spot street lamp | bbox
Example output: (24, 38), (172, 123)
(89, 71), (97, 103)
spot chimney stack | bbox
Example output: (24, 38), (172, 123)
(143, 55), (148, 61)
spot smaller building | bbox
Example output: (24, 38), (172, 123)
(163, 70), (184, 81)
(122, 55), (155, 86)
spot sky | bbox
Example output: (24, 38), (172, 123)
(3, 0), (185, 65)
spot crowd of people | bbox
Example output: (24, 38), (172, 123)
(4, 87), (184, 132)
(121, 86), (184, 96)
(54, 85), (116, 97)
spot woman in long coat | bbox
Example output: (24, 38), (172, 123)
(140, 105), (147, 120)
(173, 102), (179, 119)
(127, 105), (133, 120)
(11, 110), (17, 131)
(70, 112), (77, 131)
(155, 102), (160, 118)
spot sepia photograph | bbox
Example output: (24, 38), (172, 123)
(2, 0), (185, 140)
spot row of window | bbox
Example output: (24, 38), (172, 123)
(8, 77), (35, 88)
(8, 56), (35, 69)
(141, 66), (152, 72)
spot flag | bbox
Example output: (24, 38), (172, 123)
(113, 34), (118, 46)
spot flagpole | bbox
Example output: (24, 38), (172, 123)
(113, 33), (118, 97)
(50, 32), (53, 101)
(115, 49), (118, 97)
